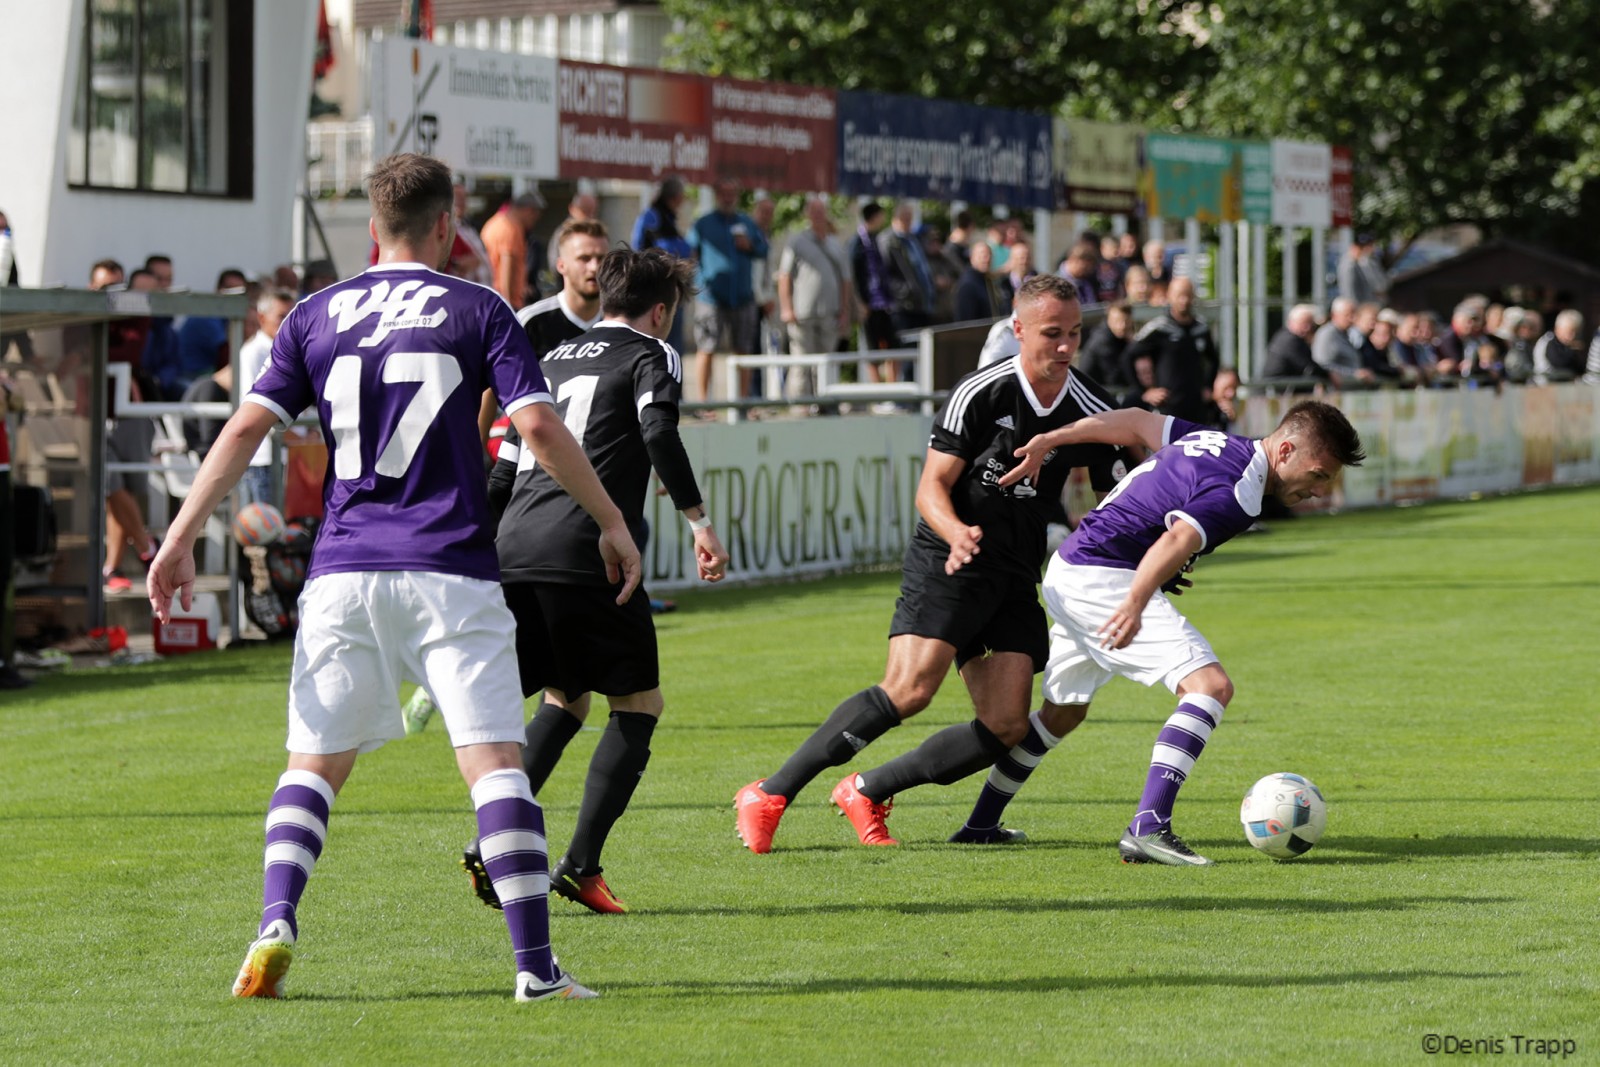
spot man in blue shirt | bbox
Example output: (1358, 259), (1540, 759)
(689, 178), (768, 403)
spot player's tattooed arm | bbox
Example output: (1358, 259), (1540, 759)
(999, 409), (1169, 488)
(917, 450), (983, 575)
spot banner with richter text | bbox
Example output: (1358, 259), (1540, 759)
(556, 61), (713, 183)
(836, 91), (1054, 210)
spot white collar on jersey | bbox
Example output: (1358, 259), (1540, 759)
(557, 290), (603, 330)
(366, 262), (434, 272)
(1011, 359), (1075, 417)
(1236, 440), (1269, 516)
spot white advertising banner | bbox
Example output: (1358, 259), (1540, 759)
(370, 39), (559, 180)
(647, 415), (931, 591)
(1270, 139), (1332, 228)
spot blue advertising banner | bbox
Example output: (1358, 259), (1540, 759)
(836, 91), (1054, 210)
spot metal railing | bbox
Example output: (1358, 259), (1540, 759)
(718, 343), (937, 423)
(306, 119), (374, 198)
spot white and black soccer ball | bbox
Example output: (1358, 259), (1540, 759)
(1240, 773), (1326, 860)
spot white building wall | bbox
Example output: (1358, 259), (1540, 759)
(0, 1), (319, 291)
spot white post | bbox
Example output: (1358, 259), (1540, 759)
(1218, 222), (1235, 373)
(1184, 217), (1201, 292)
(1311, 228), (1328, 308)
(1282, 226), (1297, 309)
(1148, 217), (1165, 243)
(1033, 207), (1053, 276)
(1252, 222), (1268, 382)
(1237, 220), (1251, 370)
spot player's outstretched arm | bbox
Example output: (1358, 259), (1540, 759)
(511, 402), (642, 604)
(147, 404), (278, 621)
(999, 408), (1169, 488)
(916, 450), (982, 575)
(1098, 521), (1203, 649)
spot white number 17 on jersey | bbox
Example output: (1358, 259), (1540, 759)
(325, 352), (462, 480)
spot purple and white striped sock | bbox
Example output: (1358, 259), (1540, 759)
(962, 709), (1064, 831)
(1128, 694), (1226, 837)
(260, 769), (335, 939)
(471, 768), (557, 983)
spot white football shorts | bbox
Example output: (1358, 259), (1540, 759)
(1040, 555), (1219, 706)
(285, 570), (525, 754)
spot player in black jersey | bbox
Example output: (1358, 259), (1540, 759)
(516, 218), (608, 362)
(736, 275), (1125, 852)
(464, 248), (729, 914)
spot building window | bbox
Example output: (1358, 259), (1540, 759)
(68, 0), (252, 197)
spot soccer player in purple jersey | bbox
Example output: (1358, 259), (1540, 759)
(951, 400), (1364, 864)
(147, 154), (641, 1001)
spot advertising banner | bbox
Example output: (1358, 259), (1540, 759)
(836, 91), (1053, 210)
(1270, 138), (1332, 228)
(556, 61), (713, 183)
(1055, 118), (1142, 214)
(647, 415), (930, 590)
(1236, 139), (1273, 224)
(709, 77), (837, 193)
(1142, 134), (1271, 223)
(1330, 145), (1354, 228)
(370, 39), (559, 180)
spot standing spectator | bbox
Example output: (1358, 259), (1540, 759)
(689, 178), (768, 403)
(171, 268), (247, 396)
(750, 193), (781, 381)
(1077, 300), (1136, 400)
(1364, 309), (1403, 380)
(144, 254), (174, 289)
(999, 242), (1036, 314)
(1115, 232), (1141, 274)
(231, 288), (295, 503)
(1142, 239), (1170, 286)
(880, 202), (935, 337)
(1057, 240), (1101, 308)
(1095, 234), (1126, 302)
(1122, 264), (1153, 306)
(1336, 232), (1389, 305)
(1121, 277), (1219, 423)
(1391, 312), (1436, 384)
(1465, 336), (1505, 388)
(954, 241), (1002, 323)
(1312, 297), (1371, 387)
(632, 177), (693, 355)
(480, 191), (544, 308)
(923, 226), (960, 324)
(944, 210), (976, 270)
(777, 196), (852, 403)
(1, 370), (26, 687)
(1499, 307), (1537, 384)
(1262, 304), (1329, 387)
(140, 255), (180, 398)
(849, 203), (897, 381)
(1435, 299), (1485, 376)
(1533, 310), (1587, 383)
(452, 180), (493, 287)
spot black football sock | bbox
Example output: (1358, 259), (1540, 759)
(564, 712), (657, 875)
(761, 686), (902, 802)
(522, 700), (585, 796)
(858, 720), (1011, 801)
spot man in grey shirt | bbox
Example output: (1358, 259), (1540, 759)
(1312, 297), (1374, 387)
(777, 196), (854, 402)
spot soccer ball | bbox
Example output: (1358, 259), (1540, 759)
(1240, 773), (1326, 860)
(232, 502), (286, 547)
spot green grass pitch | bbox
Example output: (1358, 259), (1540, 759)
(3, 487), (1597, 1064)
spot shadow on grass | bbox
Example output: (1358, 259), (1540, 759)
(293, 966), (1510, 1002)
(1314, 834), (1600, 862)
(597, 967), (1509, 998)
(631, 893), (1512, 920)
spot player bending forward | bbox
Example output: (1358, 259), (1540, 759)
(951, 401), (1363, 864)
(736, 275), (1126, 852)
(461, 248), (729, 914)
(148, 153), (641, 1001)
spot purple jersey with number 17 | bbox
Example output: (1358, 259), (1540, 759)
(245, 263), (552, 582)
(1062, 416), (1267, 571)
